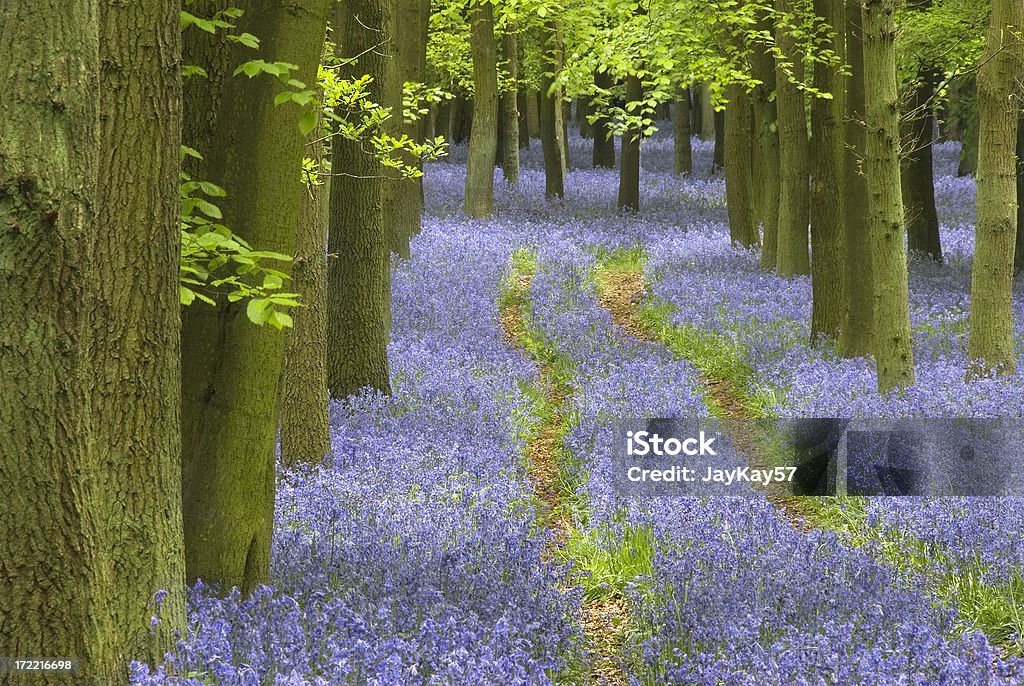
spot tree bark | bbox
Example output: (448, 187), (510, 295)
(701, 83), (716, 140)
(1016, 111), (1024, 274)
(691, 85), (704, 138)
(518, 89), (531, 148)
(775, 0), (811, 276)
(810, 0), (847, 342)
(592, 70), (617, 168)
(957, 77), (980, 176)
(968, 0), (1024, 376)
(673, 87), (693, 175)
(751, 12), (781, 270)
(281, 121), (331, 468)
(180, 0), (331, 595)
(579, 97), (593, 138)
(841, 0), (875, 357)
(464, 0), (498, 217)
(500, 31), (521, 185)
(435, 98), (453, 139)
(712, 108), (726, 173)
(863, 0), (915, 394)
(540, 22), (565, 198)
(618, 75), (643, 211)
(724, 84), (759, 246)
(901, 68), (942, 260)
(328, 0), (393, 399)
(526, 86), (541, 139)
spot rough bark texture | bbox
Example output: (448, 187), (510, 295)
(0, 3), (111, 683)
(501, 31), (521, 185)
(1016, 112), (1024, 274)
(328, 0), (393, 399)
(901, 69), (942, 260)
(968, 0), (1024, 376)
(863, 0), (915, 393)
(775, 0), (811, 276)
(618, 75), (643, 211)
(464, 1), (498, 217)
(751, 13), (781, 270)
(281, 125), (331, 468)
(673, 88), (693, 175)
(593, 70), (617, 168)
(841, 0), (875, 357)
(180, 0), (331, 595)
(810, 0), (847, 342)
(540, 23), (565, 198)
(389, 0), (430, 256)
(724, 84), (759, 246)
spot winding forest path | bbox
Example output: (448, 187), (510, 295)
(501, 270), (628, 686)
(594, 263), (816, 527)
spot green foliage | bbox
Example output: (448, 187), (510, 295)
(564, 521), (656, 601)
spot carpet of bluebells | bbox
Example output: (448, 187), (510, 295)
(134, 126), (1024, 684)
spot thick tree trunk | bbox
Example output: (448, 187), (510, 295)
(810, 0), (847, 342)
(592, 70), (617, 168)
(540, 23), (565, 198)
(618, 75), (643, 211)
(673, 87), (693, 175)
(180, 0), (330, 596)
(863, 0), (915, 393)
(500, 31), (521, 184)
(751, 13), (781, 270)
(328, 0), (393, 399)
(281, 124), (331, 468)
(701, 83), (716, 140)
(968, 0), (1023, 376)
(388, 0), (430, 257)
(724, 84), (759, 246)
(841, 0), (874, 358)
(902, 69), (942, 260)
(464, 1), (498, 216)
(1016, 112), (1024, 274)
(1, 3), (112, 683)
(775, 0), (811, 276)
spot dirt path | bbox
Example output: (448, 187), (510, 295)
(594, 266), (816, 526)
(501, 272), (629, 686)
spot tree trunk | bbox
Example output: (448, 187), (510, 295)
(841, 0), (874, 357)
(751, 11), (781, 270)
(673, 87), (693, 175)
(540, 22), (565, 198)
(1016, 111), (1024, 274)
(180, 0), (330, 597)
(451, 95), (471, 144)
(592, 70), (616, 168)
(810, 0), (847, 342)
(691, 85), (704, 138)
(775, 0), (811, 276)
(701, 83), (716, 140)
(518, 89), (531, 148)
(712, 108), (725, 172)
(901, 69), (942, 260)
(618, 75), (643, 211)
(863, 0), (915, 394)
(328, 0), (393, 399)
(724, 84), (759, 246)
(559, 95), (571, 173)
(500, 31), (521, 185)
(526, 86), (541, 139)
(435, 97), (453, 139)
(579, 97), (593, 138)
(281, 123), (331, 468)
(957, 77), (980, 176)
(388, 0), (430, 257)
(464, 1), (498, 217)
(968, 0), (1024, 376)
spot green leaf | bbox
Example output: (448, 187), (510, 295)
(246, 298), (271, 325)
(298, 108), (319, 136)
(180, 287), (196, 305)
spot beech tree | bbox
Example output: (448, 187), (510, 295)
(724, 83), (759, 246)
(968, 0), (1024, 376)
(673, 87), (693, 175)
(465, 0), (499, 216)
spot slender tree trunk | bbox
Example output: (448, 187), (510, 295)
(618, 75), (643, 210)
(810, 0), (847, 342)
(1, 3), (114, 682)
(540, 22), (565, 198)
(902, 68), (942, 260)
(863, 0), (915, 393)
(328, 0), (393, 399)
(559, 93), (570, 173)
(751, 13), (781, 270)
(281, 123), (331, 468)
(712, 108), (726, 172)
(692, 85), (704, 138)
(775, 0), (811, 276)
(436, 98), (453, 139)
(451, 95), (471, 144)
(957, 77), (980, 176)
(579, 97), (593, 138)
(841, 0), (874, 357)
(1016, 111), (1024, 274)
(464, 1), (498, 216)
(526, 86), (541, 138)
(968, 0), (1024, 376)
(701, 83), (716, 140)
(724, 84), (759, 246)
(501, 31), (521, 184)
(518, 89), (531, 148)
(388, 0), (430, 257)
(592, 70), (617, 168)
(674, 87), (693, 175)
